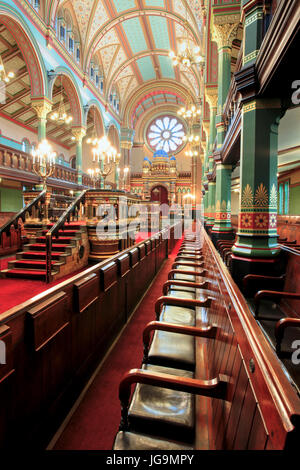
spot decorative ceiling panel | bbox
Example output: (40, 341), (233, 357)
(158, 55), (175, 79)
(122, 17), (148, 54)
(73, 0), (94, 42)
(148, 16), (170, 50)
(136, 56), (156, 81)
(112, 0), (136, 13)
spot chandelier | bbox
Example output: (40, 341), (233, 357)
(87, 107), (99, 145)
(32, 140), (56, 220)
(0, 53), (14, 83)
(50, 76), (73, 125)
(89, 136), (120, 189)
(169, 5), (203, 69)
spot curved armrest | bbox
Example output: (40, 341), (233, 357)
(168, 269), (208, 280)
(178, 250), (202, 255)
(243, 274), (285, 294)
(172, 262), (205, 269)
(175, 256), (204, 262)
(118, 368), (228, 430)
(162, 280), (210, 295)
(254, 290), (300, 317)
(142, 320), (218, 362)
(155, 295), (213, 320)
(275, 318), (300, 354)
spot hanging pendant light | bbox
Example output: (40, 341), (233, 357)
(50, 75), (73, 125)
(0, 53), (14, 83)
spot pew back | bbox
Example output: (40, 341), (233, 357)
(197, 230), (300, 449)
(0, 223), (181, 449)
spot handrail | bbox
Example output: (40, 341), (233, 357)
(45, 190), (86, 283)
(0, 190), (46, 241)
(202, 227), (300, 446)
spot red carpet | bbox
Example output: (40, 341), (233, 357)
(52, 237), (184, 450)
(0, 258), (88, 315)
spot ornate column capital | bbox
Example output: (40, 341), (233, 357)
(212, 15), (240, 50)
(205, 87), (218, 110)
(31, 98), (52, 119)
(72, 127), (86, 143)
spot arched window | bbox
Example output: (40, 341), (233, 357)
(56, 8), (81, 62)
(22, 138), (30, 153)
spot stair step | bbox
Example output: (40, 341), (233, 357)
(25, 244), (72, 252)
(42, 230), (79, 236)
(8, 260), (63, 269)
(34, 236), (75, 244)
(17, 251), (66, 260)
(2, 268), (58, 280)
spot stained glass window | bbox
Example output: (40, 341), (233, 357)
(147, 116), (185, 153)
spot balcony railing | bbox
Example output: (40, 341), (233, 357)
(0, 143), (98, 189)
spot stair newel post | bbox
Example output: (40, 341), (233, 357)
(46, 232), (52, 283)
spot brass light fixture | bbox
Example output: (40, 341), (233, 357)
(0, 53), (14, 83)
(50, 75), (73, 125)
(169, 5), (203, 69)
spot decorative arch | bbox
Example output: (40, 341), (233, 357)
(85, 9), (200, 73)
(123, 80), (196, 128)
(49, 67), (83, 127)
(107, 124), (120, 150)
(84, 100), (105, 136)
(0, 5), (46, 97)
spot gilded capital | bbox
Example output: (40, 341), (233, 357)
(72, 127), (86, 142)
(31, 99), (52, 120)
(205, 87), (218, 110)
(212, 15), (240, 50)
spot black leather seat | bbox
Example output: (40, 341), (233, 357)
(113, 430), (194, 450)
(127, 364), (195, 443)
(147, 329), (195, 371)
(159, 303), (195, 326)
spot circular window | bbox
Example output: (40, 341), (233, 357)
(147, 116), (185, 154)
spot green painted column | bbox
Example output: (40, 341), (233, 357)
(232, 99), (282, 258)
(72, 128), (86, 186)
(207, 181), (216, 227)
(242, 1), (264, 68)
(212, 163), (232, 234)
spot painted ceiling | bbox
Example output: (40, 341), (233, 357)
(58, 0), (203, 111)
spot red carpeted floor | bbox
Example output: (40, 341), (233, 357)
(0, 256), (88, 315)
(51, 236), (184, 451)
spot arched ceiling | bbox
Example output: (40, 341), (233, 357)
(55, 0), (203, 116)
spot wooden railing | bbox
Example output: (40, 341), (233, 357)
(45, 190), (86, 282)
(0, 190), (45, 256)
(0, 223), (180, 449)
(0, 143), (96, 190)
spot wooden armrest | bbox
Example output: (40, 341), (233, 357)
(243, 274), (285, 292)
(178, 250), (202, 255)
(162, 280), (209, 295)
(168, 269), (207, 280)
(275, 318), (300, 354)
(143, 321), (218, 362)
(172, 262), (205, 269)
(254, 290), (300, 316)
(155, 295), (213, 320)
(175, 256), (204, 262)
(118, 368), (228, 430)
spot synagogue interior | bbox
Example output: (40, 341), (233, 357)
(0, 0), (300, 452)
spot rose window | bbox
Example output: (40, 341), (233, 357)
(147, 116), (185, 153)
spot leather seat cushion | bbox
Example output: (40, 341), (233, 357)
(167, 289), (195, 299)
(168, 285), (196, 293)
(113, 431), (194, 450)
(148, 330), (195, 371)
(159, 304), (195, 326)
(128, 364), (195, 443)
(174, 273), (196, 281)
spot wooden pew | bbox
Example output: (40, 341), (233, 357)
(0, 223), (181, 449)
(113, 227), (300, 450)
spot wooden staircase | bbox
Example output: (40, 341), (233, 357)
(1, 222), (89, 281)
